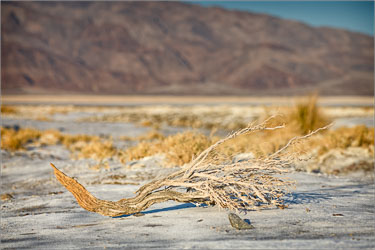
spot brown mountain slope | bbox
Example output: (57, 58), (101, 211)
(1, 1), (373, 95)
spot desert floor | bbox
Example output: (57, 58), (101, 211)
(1, 96), (374, 249)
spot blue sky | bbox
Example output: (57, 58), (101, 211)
(191, 1), (374, 36)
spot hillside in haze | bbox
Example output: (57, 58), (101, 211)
(1, 1), (373, 95)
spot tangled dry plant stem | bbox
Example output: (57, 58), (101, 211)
(51, 116), (329, 217)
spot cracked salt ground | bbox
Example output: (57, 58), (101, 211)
(2, 158), (374, 249)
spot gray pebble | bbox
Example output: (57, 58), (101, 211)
(228, 213), (254, 230)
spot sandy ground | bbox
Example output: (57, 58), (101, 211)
(1, 106), (375, 249)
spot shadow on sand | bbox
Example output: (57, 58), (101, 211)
(113, 203), (200, 218)
(285, 183), (374, 205)
(113, 183), (374, 218)
(285, 192), (331, 205)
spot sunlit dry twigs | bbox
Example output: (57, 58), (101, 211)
(51, 116), (328, 217)
(269, 123), (333, 158)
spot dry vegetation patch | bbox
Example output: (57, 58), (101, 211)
(1, 127), (42, 151)
(295, 125), (374, 175)
(287, 94), (330, 134)
(2, 95), (373, 175)
(81, 105), (261, 131)
(0, 105), (117, 121)
(1, 105), (18, 114)
(216, 95), (331, 158)
(119, 131), (219, 167)
(2, 101), (372, 129)
(1, 105), (74, 121)
(313, 125), (374, 155)
(1, 127), (116, 162)
(120, 129), (165, 141)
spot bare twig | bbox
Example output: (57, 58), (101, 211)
(269, 123), (333, 158)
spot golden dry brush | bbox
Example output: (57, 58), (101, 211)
(51, 116), (330, 217)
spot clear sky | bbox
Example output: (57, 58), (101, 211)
(191, 1), (374, 36)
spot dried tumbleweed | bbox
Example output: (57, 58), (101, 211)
(51, 116), (330, 217)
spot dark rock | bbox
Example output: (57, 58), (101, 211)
(228, 213), (254, 230)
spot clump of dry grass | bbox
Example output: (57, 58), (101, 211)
(136, 129), (165, 141)
(309, 125), (374, 155)
(161, 131), (219, 166)
(293, 125), (374, 175)
(120, 129), (165, 141)
(1, 105), (18, 114)
(288, 94), (330, 134)
(60, 133), (117, 162)
(1, 127), (116, 162)
(68, 139), (117, 161)
(51, 116), (327, 217)
(119, 131), (218, 166)
(1, 127), (41, 151)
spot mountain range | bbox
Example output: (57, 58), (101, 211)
(1, 1), (373, 95)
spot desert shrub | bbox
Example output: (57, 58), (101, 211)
(51, 116), (326, 217)
(288, 94), (330, 134)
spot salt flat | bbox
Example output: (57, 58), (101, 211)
(1, 105), (374, 249)
(1, 143), (374, 249)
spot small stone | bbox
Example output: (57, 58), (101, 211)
(228, 213), (254, 230)
(133, 212), (145, 217)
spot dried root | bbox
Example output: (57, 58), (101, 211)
(51, 116), (330, 217)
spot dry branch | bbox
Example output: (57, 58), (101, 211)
(51, 117), (328, 217)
